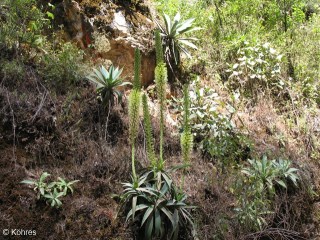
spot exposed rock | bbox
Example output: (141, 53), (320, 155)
(61, 0), (156, 86)
(111, 11), (130, 36)
(100, 37), (155, 86)
(63, 0), (94, 48)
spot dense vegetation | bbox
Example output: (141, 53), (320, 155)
(0, 0), (320, 239)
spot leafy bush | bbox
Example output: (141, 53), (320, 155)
(0, 59), (26, 84)
(21, 172), (79, 208)
(173, 77), (250, 165)
(241, 156), (299, 195)
(87, 65), (131, 109)
(233, 156), (300, 231)
(0, 0), (49, 52)
(227, 41), (285, 98)
(288, 13), (320, 105)
(40, 43), (85, 92)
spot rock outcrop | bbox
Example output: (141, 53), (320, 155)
(62, 0), (156, 86)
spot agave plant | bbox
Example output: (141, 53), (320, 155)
(87, 65), (131, 109)
(122, 174), (195, 240)
(156, 12), (201, 68)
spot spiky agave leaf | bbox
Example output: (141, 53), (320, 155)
(142, 94), (157, 167)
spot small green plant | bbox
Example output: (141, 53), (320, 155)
(43, 188), (65, 208)
(241, 156), (299, 195)
(87, 65), (131, 109)
(21, 172), (79, 208)
(21, 172), (51, 199)
(121, 174), (194, 239)
(55, 177), (79, 195)
(234, 156), (300, 231)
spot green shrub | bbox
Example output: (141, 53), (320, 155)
(233, 156), (300, 231)
(172, 77), (250, 165)
(21, 172), (79, 208)
(0, 59), (25, 83)
(288, 13), (320, 105)
(40, 43), (84, 92)
(121, 172), (194, 239)
(227, 41), (285, 98)
(0, 0), (50, 52)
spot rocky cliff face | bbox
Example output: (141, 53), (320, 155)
(61, 0), (156, 86)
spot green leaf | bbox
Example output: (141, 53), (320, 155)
(40, 188), (45, 196)
(161, 172), (172, 189)
(46, 11), (54, 20)
(172, 209), (179, 232)
(47, 182), (57, 189)
(40, 172), (50, 182)
(154, 208), (161, 236)
(56, 191), (65, 198)
(141, 206), (154, 227)
(164, 13), (172, 35)
(126, 204), (148, 222)
(44, 194), (52, 199)
(176, 18), (195, 33)
(276, 179), (287, 188)
(178, 39), (198, 49)
(20, 180), (35, 185)
(160, 207), (174, 226)
(145, 215), (154, 239)
(132, 196), (137, 220)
